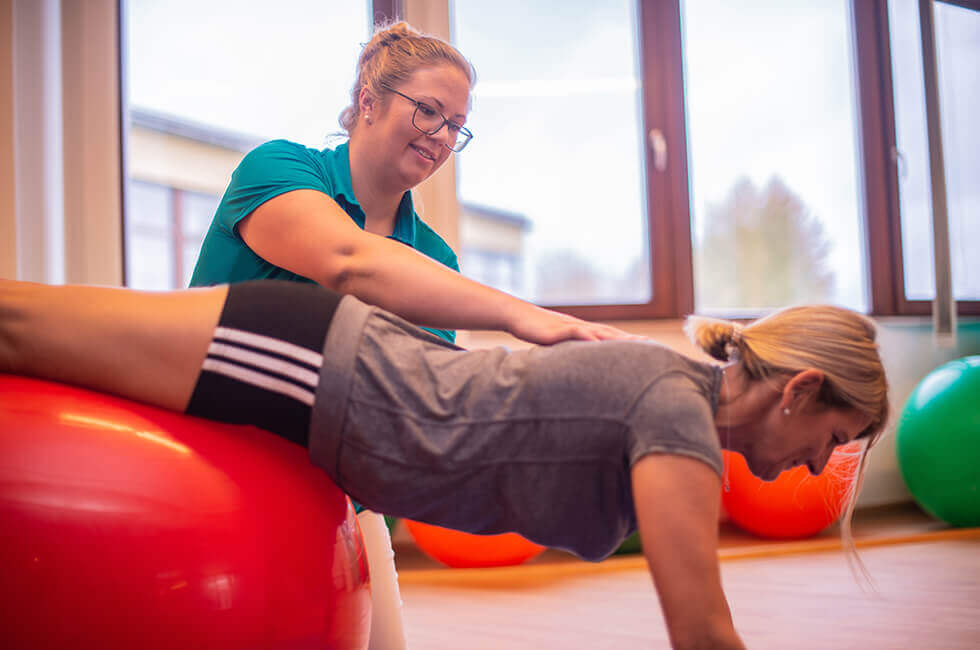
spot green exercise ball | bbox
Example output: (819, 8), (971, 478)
(896, 356), (980, 527)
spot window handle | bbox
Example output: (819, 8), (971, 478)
(648, 129), (668, 172)
(891, 146), (908, 180)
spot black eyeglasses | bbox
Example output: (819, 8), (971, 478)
(379, 83), (473, 152)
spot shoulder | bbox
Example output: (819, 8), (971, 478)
(413, 217), (459, 270)
(623, 347), (723, 476)
(237, 139), (321, 170)
(228, 139), (332, 194)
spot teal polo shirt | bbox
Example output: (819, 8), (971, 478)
(190, 139), (458, 343)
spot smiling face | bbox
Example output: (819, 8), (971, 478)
(359, 64), (471, 192)
(741, 401), (872, 482)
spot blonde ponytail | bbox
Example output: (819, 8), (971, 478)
(686, 305), (890, 587)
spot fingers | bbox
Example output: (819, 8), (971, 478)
(559, 321), (646, 344)
(511, 304), (647, 345)
(570, 320), (646, 342)
(594, 324), (646, 341)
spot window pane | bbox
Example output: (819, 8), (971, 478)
(890, 0), (980, 301)
(123, 0), (368, 289)
(453, 0), (649, 305)
(182, 191), (221, 240)
(181, 190), (222, 288)
(684, 0), (867, 314)
(124, 180), (173, 290)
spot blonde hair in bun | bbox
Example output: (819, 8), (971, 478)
(339, 21), (475, 133)
(686, 305), (890, 586)
(685, 305), (887, 434)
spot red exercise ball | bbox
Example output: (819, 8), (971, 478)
(404, 520), (546, 568)
(0, 375), (370, 650)
(721, 447), (861, 539)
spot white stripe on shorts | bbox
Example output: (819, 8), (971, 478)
(213, 326), (324, 368)
(201, 358), (317, 406)
(207, 342), (319, 389)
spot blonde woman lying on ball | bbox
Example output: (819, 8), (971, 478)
(0, 279), (888, 650)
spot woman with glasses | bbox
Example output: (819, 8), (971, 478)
(186, 21), (636, 649)
(189, 22), (632, 347)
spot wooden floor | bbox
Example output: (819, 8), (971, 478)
(394, 505), (980, 649)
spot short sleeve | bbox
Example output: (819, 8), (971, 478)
(216, 139), (334, 236)
(627, 374), (723, 477)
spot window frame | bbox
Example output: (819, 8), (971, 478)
(118, 0), (978, 318)
(449, 0), (979, 319)
(859, 0), (979, 316)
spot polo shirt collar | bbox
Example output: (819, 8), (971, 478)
(333, 142), (418, 246)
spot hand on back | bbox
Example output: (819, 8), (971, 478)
(508, 304), (645, 346)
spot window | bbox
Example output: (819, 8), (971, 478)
(889, 0), (980, 302)
(119, 0), (978, 317)
(459, 202), (529, 297)
(124, 181), (174, 290)
(450, 0), (977, 318)
(122, 0), (370, 290)
(453, 0), (651, 307)
(124, 180), (220, 290)
(683, 0), (867, 314)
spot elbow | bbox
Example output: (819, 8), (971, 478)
(315, 241), (375, 295)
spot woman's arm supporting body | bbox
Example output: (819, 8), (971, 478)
(239, 188), (635, 345)
(631, 454), (745, 650)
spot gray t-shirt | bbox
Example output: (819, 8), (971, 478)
(310, 296), (723, 562)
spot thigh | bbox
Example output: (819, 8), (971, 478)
(0, 280), (227, 411)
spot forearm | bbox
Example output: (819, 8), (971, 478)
(631, 454), (745, 650)
(239, 190), (636, 345)
(331, 234), (533, 333)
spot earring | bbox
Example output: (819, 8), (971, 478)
(365, 114), (372, 124)
(783, 408), (791, 416)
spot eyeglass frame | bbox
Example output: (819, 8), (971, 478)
(378, 82), (473, 152)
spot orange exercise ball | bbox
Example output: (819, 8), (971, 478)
(404, 520), (545, 568)
(721, 447), (861, 539)
(0, 375), (370, 650)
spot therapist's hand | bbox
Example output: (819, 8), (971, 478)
(507, 303), (645, 345)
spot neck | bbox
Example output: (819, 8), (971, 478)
(348, 135), (404, 236)
(714, 364), (776, 451)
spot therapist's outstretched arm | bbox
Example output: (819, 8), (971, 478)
(238, 189), (639, 345)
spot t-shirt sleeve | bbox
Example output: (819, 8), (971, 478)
(216, 139), (333, 236)
(627, 373), (724, 477)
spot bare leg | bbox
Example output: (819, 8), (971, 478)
(0, 280), (227, 412)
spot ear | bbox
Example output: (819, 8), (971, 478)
(357, 86), (378, 118)
(779, 369), (825, 411)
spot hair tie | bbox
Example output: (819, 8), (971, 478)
(725, 323), (743, 362)
(731, 323), (744, 345)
